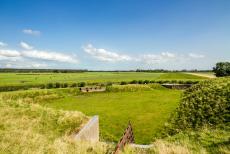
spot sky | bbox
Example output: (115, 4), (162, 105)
(0, 0), (230, 70)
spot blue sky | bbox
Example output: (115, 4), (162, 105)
(0, 0), (229, 70)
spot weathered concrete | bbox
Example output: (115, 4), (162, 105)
(74, 115), (99, 142)
(80, 86), (106, 93)
(161, 84), (192, 89)
(130, 144), (153, 149)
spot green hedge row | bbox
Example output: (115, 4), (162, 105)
(0, 79), (200, 92)
(0, 82), (86, 92)
(120, 80), (199, 85)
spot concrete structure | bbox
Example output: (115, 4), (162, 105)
(161, 84), (192, 89)
(74, 115), (99, 142)
(80, 86), (106, 93)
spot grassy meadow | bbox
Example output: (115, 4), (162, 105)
(0, 72), (207, 86)
(44, 85), (182, 144)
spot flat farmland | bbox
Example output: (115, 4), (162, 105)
(0, 72), (207, 86)
(45, 88), (182, 144)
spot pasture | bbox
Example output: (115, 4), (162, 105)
(44, 85), (182, 144)
(0, 72), (207, 86)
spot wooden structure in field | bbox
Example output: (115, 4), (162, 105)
(114, 122), (135, 154)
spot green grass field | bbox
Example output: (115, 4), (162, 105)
(0, 72), (207, 86)
(44, 87), (182, 144)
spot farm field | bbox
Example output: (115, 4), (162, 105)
(44, 87), (182, 144)
(0, 72), (207, 86)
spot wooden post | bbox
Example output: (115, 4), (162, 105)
(114, 122), (134, 154)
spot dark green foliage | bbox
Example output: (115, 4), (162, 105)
(63, 83), (68, 88)
(120, 81), (127, 85)
(130, 80), (138, 84)
(213, 62), (230, 77)
(143, 80), (150, 84)
(169, 77), (230, 132)
(46, 83), (54, 89)
(138, 80), (143, 84)
(78, 82), (86, 87)
(106, 82), (113, 86)
(70, 83), (77, 87)
(55, 82), (61, 88)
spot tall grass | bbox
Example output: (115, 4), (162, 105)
(0, 90), (113, 153)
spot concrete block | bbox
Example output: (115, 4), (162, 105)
(74, 115), (99, 142)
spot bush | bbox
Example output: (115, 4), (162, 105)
(78, 82), (86, 87)
(55, 82), (61, 88)
(63, 83), (68, 88)
(138, 80), (143, 84)
(143, 80), (150, 84)
(70, 83), (77, 87)
(106, 82), (113, 86)
(169, 77), (230, 132)
(130, 80), (138, 84)
(213, 62), (230, 77)
(120, 81), (127, 85)
(46, 83), (54, 89)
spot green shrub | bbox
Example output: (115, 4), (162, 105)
(106, 82), (113, 86)
(138, 80), (143, 84)
(130, 80), (138, 84)
(169, 77), (230, 132)
(78, 82), (86, 87)
(120, 81), (127, 85)
(55, 82), (61, 88)
(143, 80), (150, 84)
(46, 83), (54, 89)
(63, 83), (68, 88)
(70, 83), (77, 87)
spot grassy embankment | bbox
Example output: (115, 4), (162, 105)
(0, 89), (112, 153)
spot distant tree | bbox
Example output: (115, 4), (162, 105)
(213, 62), (230, 77)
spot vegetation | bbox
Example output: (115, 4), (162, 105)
(0, 89), (114, 153)
(44, 84), (181, 144)
(0, 72), (206, 87)
(213, 62), (230, 77)
(167, 77), (230, 132)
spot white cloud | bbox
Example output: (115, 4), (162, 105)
(141, 52), (176, 64)
(20, 41), (33, 50)
(22, 50), (78, 64)
(22, 29), (41, 36)
(0, 49), (21, 57)
(188, 53), (205, 59)
(0, 42), (7, 47)
(31, 63), (48, 68)
(83, 44), (132, 62)
(0, 42), (78, 64)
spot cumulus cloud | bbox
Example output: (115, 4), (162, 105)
(22, 29), (41, 36)
(83, 44), (132, 62)
(141, 52), (176, 64)
(20, 41), (33, 50)
(21, 50), (78, 64)
(0, 49), (21, 57)
(0, 42), (78, 65)
(188, 53), (205, 59)
(0, 42), (7, 47)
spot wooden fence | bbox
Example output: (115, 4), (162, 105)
(114, 122), (135, 154)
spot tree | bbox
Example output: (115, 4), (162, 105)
(213, 62), (230, 77)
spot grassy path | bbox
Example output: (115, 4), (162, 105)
(185, 72), (216, 79)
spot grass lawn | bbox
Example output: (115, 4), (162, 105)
(0, 72), (207, 86)
(44, 88), (182, 144)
